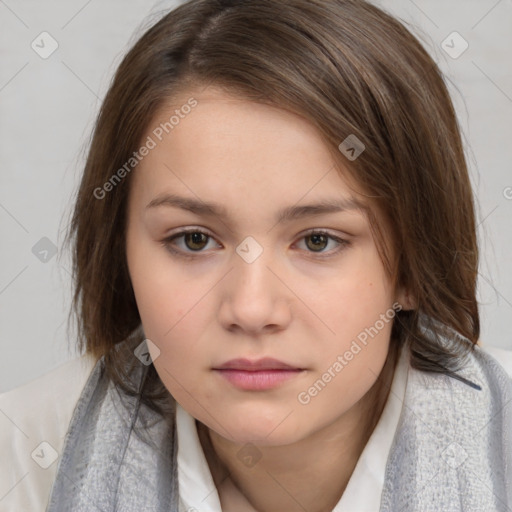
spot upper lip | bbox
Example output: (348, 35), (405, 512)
(214, 358), (302, 371)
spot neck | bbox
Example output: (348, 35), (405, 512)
(197, 342), (400, 512)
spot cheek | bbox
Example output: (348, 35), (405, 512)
(296, 299), (393, 427)
(300, 258), (393, 339)
(127, 234), (205, 338)
(292, 249), (395, 393)
(126, 229), (219, 403)
(133, 278), (209, 359)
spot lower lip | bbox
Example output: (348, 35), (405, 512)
(214, 369), (303, 390)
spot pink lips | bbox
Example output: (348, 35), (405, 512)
(213, 358), (304, 391)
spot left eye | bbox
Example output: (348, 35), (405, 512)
(296, 232), (345, 253)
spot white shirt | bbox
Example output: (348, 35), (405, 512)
(0, 344), (511, 512)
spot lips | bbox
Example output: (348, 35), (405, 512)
(213, 357), (302, 371)
(212, 358), (305, 391)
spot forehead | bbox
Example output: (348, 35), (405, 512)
(130, 86), (365, 212)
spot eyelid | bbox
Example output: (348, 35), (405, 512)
(165, 226), (219, 241)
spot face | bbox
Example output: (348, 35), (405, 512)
(126, 86), (406, 446)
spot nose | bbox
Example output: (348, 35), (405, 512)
(218, 247), (292, 336)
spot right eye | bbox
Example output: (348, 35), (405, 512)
(161, 228), (222, 258)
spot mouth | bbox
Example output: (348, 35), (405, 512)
(212, 358), (306, 391)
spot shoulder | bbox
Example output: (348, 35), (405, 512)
(381, 342), (512, 508)
(0, 353), (98, 511)
(478, 343), (512, 378)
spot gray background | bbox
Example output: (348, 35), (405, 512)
(1, 0), (511, 392)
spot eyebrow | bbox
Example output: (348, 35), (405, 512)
(145, 193), (365, 223)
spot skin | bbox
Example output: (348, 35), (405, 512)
(125, 86), (411, 511)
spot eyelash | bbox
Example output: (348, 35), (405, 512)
(161, 228), (349, 260)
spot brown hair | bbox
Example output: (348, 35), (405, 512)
(65, 0), (479, 414)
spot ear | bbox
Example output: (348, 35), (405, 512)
(395, 286), (416, 311)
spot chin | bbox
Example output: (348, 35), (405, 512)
(211, 409), (308, 447)
(222, 428), (302, 447)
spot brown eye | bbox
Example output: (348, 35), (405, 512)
(184, 232), (209, 251)
(297, 231), (349, 257)
(305, 233), (329, 252)
(162, 229), (221, 258)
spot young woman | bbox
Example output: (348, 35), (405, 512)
(1, 0), (511, 511)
